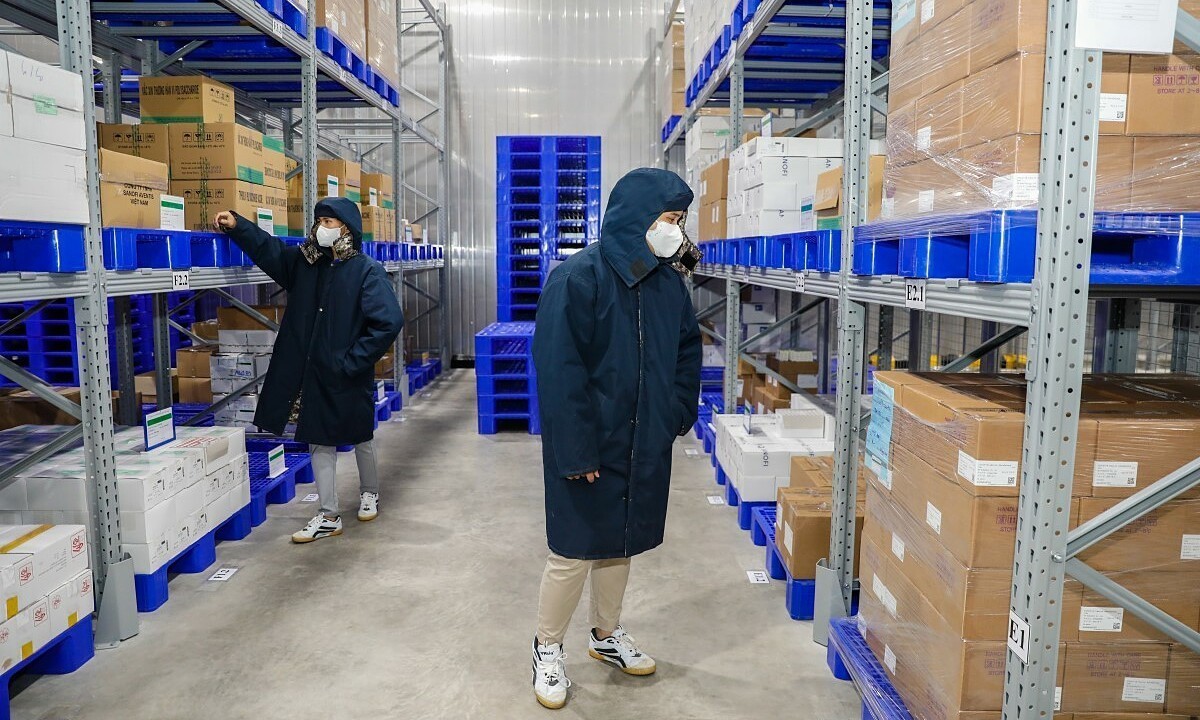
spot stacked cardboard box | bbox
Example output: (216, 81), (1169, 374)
(812, 157), (887, 230)
(882, 0), (1200, 218)
(0, 51), (90, 226)
(699, 158), (729, 241)
(857, 371), (1200, 718)
(0, 520), (93, 671)
(360, 173), (397, 243)
(727, 137), (846, 236)
(659, 22), (686, 128)
(208, 306), (283, 428)
(365, 0), (399, 88)
(317, 0), (366, 60)
(776, 456), (867, 580)
(98, 149), (170, 229)
(176, 347), (213, 405)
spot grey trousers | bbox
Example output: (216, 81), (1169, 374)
(311, 441), (379, 516)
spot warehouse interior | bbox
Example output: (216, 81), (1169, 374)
(0, 0), (1197, 718)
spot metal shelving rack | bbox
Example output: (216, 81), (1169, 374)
(0, 0), (449, 647)
(673, 0), (1200, 716)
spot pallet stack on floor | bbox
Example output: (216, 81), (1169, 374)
(495, 136), (601, 322)
(474, 322), (538, 435)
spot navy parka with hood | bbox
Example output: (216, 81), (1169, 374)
(533, 168), (703, 560)
(220, 197), (403, 447)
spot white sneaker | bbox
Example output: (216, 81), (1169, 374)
(589, 626), (656, 676)
(532, 638), (570, 709)
(358, 492), (379, 522)
(291, 514), (343, 543)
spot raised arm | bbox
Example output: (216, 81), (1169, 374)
(216, 211), (299, 290)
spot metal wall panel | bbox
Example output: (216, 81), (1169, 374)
(401, 0), (662, 357)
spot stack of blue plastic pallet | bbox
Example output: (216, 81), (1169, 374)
(496, 136), (601, 322)
(474, 322), (539, 434)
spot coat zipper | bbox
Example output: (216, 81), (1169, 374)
(627, 284), (644, 556)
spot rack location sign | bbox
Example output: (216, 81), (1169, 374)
(1007, 611), (1030, 664)
(268, 444), (286, 478)
(144, 407), (176, 451)
(905, 279), (927, 310)
(172, 271), (191, 290)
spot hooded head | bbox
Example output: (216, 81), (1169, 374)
(600, 168), (694, 287)
(313, 197), (363, 247)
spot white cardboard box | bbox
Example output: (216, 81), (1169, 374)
(5, 53), (85, 150)
(0, 480), (28, 512)
(120, 496), (176, 546)
(0, 525), (88, 618)
(0, 135), (88, 224)
(26, 596), (51, 655)
(742, 302), (776, 325)
(747, 209), (805, 236)
(168, 426), (246, 473)
(0, 604), (26, 672)
(747, 182), (804, 212)
(48, 569), (93, 637)
(174, 483), (204, 546)
(744, 137), (845, 159)
(142, 447), (206, 492)
(200, 469), (225, 507)
(123, 540), (173, 576)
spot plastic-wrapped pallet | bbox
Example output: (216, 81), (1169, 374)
(881, 0), (1200, 222)
(856, 370), (1200, 718)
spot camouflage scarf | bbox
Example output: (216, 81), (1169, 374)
(666, 213), (701, 278)
(301, 225), (359, 265)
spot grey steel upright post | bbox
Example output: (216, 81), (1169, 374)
(392, 8), (406, 393)
(302, 0), (318, 223)
(814, 0), (871, 646)
(438, 3), (451, 364)
(55, 0), (139, 645)
(1001, 0), (1101, 714)
(722, 50), (746, 414)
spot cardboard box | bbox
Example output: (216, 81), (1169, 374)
(134, 370), (178, 404)
(1062, 643), (1170, 713)
(968, 0), (1047, 74)
(316, 158), (362, 200)
(97, 123), (171, 166)
(191, 320), (219, 343)
(5, 52), (85, 150)
(178, 377), (213, 405)
(168, 123), (264, 184)
(218, 306), (283, 332)
(919, 7), (972, 97)
(171, 179), (272, 232)
(700, 200), (727, 241)
(139, 75), (236, 124)
(1077, 498), (1199, 574)
(961, 53), (1044, 148)
(361, 172), (395, 208)
(316, 0), (366, 56)
(1131, 136), (1200, 211)
(262, 185), (289, 235)
(367, 17), (400, 87)
(889, 39), (923, 110)
(813, 156), (886, 229)
(99, 149), (168, 229)
(0, 525), (88, 618)
(701, 159), (730, 205)
(0, 136), (89, 225)
(776, 489), (864, 580)
(1090, 407), (1200, 498)
(1077, 571), (1200, 642)
(1127, 55), (1200, 135)
(1167, 645), (1200, 715)
(262, 136), (288, 190)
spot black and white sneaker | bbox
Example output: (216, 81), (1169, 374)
(291, 514), (343, 543)
(588, 626), (656, 676)
(532, 637), (570, 709)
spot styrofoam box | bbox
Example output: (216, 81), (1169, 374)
(767, 408), (835, 440)
(119, 454), (187, 502)
(124, 539), (174, 575)
(120, 496), (177, 546)
(0, 524), (88, 617)
(0, 135), (88, 224)
(730, 473), (792, 504)
(140, 447), (205, 492)
(0, 480), (27, 513)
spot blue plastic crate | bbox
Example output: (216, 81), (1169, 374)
(0, 221), (86, 273)
(478, 412), (541, 435)
(134, 502), (254, 613)
(102, 228), (193, 270)
(315, 27), (353, 71)
(478, 394), (537, 416)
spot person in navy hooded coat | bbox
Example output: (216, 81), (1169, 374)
(215, 197), (402, 544)
(529, 168), (702, 710)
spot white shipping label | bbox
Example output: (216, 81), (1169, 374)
(918, 189), (935, 213)
(916, 126), (932, 151)
(959, 451), (1019, 487)
(784, 523), (795, 554)
(1099, 92), (1129, 122)
(920, 0), (936, 23)
(160, 194), (185, 230)
(326, 175), (339, 197)
(1121, 677), (1167, 704)
(926, 502), (943, 534)
(957, 451), (977, 482)
(1079, 606), (1125, 632)
(883, 645), (897, 675)
(1055, 687), (1062, 711)
(891, 533), (906, 562)
(857, 614), (868, 636)
(1093, 461), (1139, 488)
(993, 173), (1041, 205)
(881, 196), (896, 218)
(369, 188), (379, 206)
(255, 208), (273, 233)
(1181, 534), (1200, 560)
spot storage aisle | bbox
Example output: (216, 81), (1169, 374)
(12, 372), (858, 720)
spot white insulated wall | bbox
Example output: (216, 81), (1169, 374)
(401, 0), (666, 357)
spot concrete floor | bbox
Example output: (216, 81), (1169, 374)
(13, 371), (861, 720)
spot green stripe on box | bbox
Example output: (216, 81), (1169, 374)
(273, 223), (288, 236)
(238, 167), (266, 185)
(162, 199), (185, 210)
(816, 217), (842, 230)
(381, 200), (395, 209)
(346, 189), (362, 203)
(142, 116), (205, 124)
(361, 231), (375, 242)
(262, 136), (285, 152)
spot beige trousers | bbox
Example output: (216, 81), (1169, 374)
(536, 553), (632, 646)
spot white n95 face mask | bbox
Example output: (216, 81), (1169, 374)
(315, 225), (343, 247)
(646, 220), (684, 258)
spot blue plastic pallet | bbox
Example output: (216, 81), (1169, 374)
(133, 502), (254, 613)
(474, 322), (535, 356)
(478, 412), (540, 435)
(0, 221), (87, 273)
(475, 355), (535, 377)
(853, 210), (1200, 285)
(727, 482), (772, 531)
(247, 452), (312, 526)
(827, 617), (913, 719)
(0, 616), (94, 720)
(375, 395), (392, 422)
(245, 438), (310, 454)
